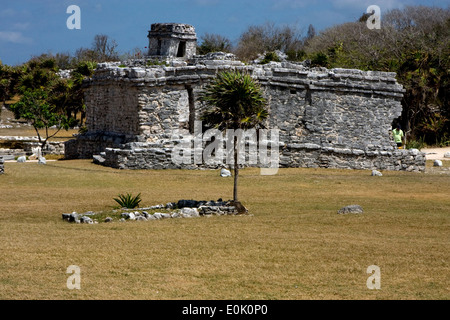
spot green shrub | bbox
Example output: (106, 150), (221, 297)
(78, 126), (88, 134)
(437, 133), (450, 147)
(406, 136), (427, 150)
(146, 60), (168, 67)
(114, 193), (142, 209)
(310, 52), (329, 68)
(286, 49), (306, 62)
(259, 51), (280, 64)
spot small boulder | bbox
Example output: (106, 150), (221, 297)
(177, 199), (199, 208)
(93, 155), (106, 165)
(338, 205), (364, 214)
(17, 156), (26, 163)
(62, 212), (79, 223)
(434, 160), (443, 167)
(38, 157), (46, 165)
(444, 152), (450, 159)
(171, 211), (181, 219)
(181, 207), (200, 218)
(80, 216), (93, 224)
(153, 212), (162, 220)
(104, 217), (113, 223)
(220, 168), (232, 177)
(371, 170), (383, 177)
(165, 202), (176, 209)
(121, 212), (136, 220)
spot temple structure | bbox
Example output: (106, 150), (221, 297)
(147, 23), (197, 59)
(64, 23), (426, 172)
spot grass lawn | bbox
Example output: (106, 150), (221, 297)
(0, 159), (449, 300)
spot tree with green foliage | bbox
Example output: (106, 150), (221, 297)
(302, 5), (449, 145)
(200, 71), (268, 203)
(0, 63), (21, 115)
(9, 56), (96, 148)
(10, 88), (71, 149)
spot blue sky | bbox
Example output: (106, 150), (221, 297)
(0, 0), (448, 66)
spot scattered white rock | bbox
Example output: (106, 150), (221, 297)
(434, 160), (443, 167)
(153, 212), (162, 220)
(338, 205), (364, 214)
(371, 170), (383, 176)
(171, 211), (181, 218)
(220, 168), (232, 177)
(121, 212), (136, 220)
(80, 216), (93, 224)
(17, 156), (26, 163)
(181, 207), (200, 218)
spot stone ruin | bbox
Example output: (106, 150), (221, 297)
(62, 198), (247, 224)
(64, 23), (426, 173)
(147, 23), (197, 60)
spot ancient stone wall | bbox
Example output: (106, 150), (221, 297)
(147, 23), (197, 59)
(65, 59), (425, 172)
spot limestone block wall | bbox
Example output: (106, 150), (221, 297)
(138, 85), (191, 142)
(147, 23), (197, 59)
(65, 60), (425, 172)
(84, 82), (141, 136)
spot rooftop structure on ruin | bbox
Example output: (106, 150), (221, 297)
(147, 23), (197, 59)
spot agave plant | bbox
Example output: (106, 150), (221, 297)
(113, 193), (142, 209)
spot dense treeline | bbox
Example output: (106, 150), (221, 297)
(301, 6), (449, 146)
(0, 35), (113, 147)
(206, 6), (449, 146)
(0, 5), (448, 147)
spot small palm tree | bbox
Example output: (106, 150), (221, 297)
(200, 71), (268, 204)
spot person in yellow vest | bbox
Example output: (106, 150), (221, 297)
(393, 124), (404, 149)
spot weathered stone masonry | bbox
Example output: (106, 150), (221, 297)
(65, 58), (425, 172)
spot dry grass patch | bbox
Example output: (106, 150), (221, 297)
(0, 160), (449, 300)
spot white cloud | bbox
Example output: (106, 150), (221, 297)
(0, 31), (33, 44)
(12, 22), (30, 31)
(0, 8), (16, 17)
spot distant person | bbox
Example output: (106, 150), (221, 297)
(393, 124), (404, 149)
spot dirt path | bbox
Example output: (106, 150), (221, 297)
(421, 147), (450, 160)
